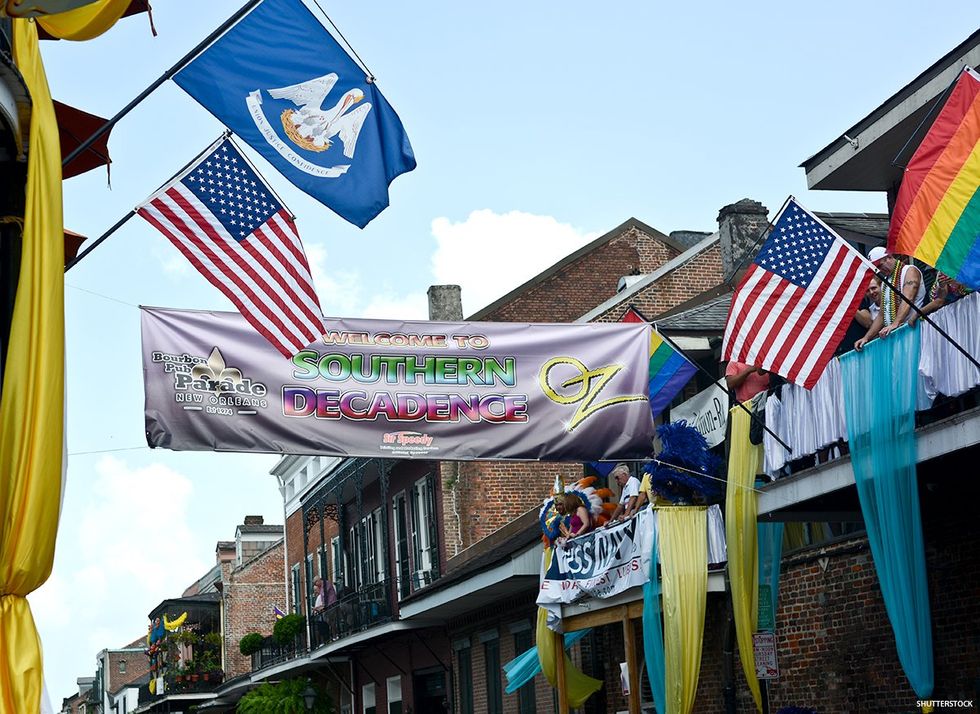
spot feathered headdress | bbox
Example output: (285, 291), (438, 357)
(539, 475), (616, 545)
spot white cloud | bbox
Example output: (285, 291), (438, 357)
(31, 456), (209, 694)
(430, 209), (598, 315)
(306, 242), (428, 320)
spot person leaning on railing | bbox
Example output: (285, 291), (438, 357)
(855, 247), (925, 351)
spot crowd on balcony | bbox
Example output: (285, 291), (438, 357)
(724, 248), (978, 479)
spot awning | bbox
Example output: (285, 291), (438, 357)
(55, 100), (112, 179)
(36, 0), (153, 38)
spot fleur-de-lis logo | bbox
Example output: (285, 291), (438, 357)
(191, 348), (243, 392)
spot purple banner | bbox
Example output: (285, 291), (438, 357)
(141, 307), (656, 461)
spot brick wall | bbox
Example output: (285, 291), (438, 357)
(104, 649), (150, 696)
(592, 244), (724, 323)
(221, 539), (286, 678)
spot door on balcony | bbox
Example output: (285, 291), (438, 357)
(412, 668), (447, 714)
(393, 493), (411, 600)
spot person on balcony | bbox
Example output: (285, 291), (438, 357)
(909, 272), (973, 326)
(557, 493), (592, 545)
(725, 361), (770, 403)
(856, 247), (925, 350)
(607, 464), (640, 524)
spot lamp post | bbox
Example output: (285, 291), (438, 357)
(302, 679), (317, 711)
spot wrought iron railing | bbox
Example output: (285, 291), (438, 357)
(249, 629), (308, 671)
(309, 580), (392, 650)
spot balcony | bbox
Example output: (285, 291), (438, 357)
(249, 629), (309, 671)
(309, 581), (392, 650)
(759, 293), (980, 480)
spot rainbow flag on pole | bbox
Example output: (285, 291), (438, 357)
(648, 329), (697, 416)
(888, 67), (980, 288)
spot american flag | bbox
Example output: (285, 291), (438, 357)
(722, 199), (872, 389)
(138, 138), (323, 357)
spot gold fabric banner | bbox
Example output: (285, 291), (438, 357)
(659, 506), (707, 714)
(1, 20), (65, 714)
(37, 0), (130, 40)
(725, 407), (763, 711)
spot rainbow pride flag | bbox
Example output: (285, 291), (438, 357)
(648, 329), (697, 416)
(889, 67), (980, 287)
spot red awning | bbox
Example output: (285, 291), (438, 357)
(55, 100), (112, 179)
(64, 228), (86, 266)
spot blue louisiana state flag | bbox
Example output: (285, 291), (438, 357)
(174, 0), (416, 228)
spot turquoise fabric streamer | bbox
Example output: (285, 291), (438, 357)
(840, 326), (934, 700)
(503, 627), (591, 694)
(642, 524), (666, 714)
(757, 521), (784, 627)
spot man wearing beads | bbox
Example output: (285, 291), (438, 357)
(855, 246), (925, 351)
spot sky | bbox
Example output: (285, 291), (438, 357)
(26, 0), (980, 704)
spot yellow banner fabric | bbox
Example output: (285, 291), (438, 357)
(0, 20), (65, 714)
(37, 0), (130, 40)
(659, 506), (707, 714)
(725, 407), (763, 711)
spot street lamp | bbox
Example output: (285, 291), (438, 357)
(302, 679), (317, 711)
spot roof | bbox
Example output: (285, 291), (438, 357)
(148, 591), (221, 620)
(236, 524), (283, 535)
(400, 510), (541, 603)
(468, 217), (678, 320)
(816, 211), (890, 241)
(656, 293), (733, 334)
(577, 232), (720, 323)
(801, 29), (980, 190)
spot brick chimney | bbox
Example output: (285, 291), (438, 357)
(717, 199), (769, 278)
(242, 515), (264, 526)
(427, 285), (463, 321)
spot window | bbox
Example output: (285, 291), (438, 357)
(318, 544), (328, 582)
(118, 659), (126, 674)
(362, 682), (376, 714)
(513, 629), (535, 713)
(306, 553), (315, 612)
(392, 493), (411, 600)
(291, 564), (301, 613)
(410, 477), (436, 588)
(331, 536), (344, 588)
(386, 676), (402, 714)
(373, 508), (386, 583)
(456, 647), (472, 714)
(484, 638), (502, 714)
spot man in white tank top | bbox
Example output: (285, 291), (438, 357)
(855, 246), (924, 351)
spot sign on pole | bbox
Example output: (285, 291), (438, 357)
(669, 384), (728, 447)
(753, 631), (779, 679)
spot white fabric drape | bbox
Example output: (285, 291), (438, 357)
(764, 294), (980, 476)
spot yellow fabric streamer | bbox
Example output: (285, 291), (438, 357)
(0, 20), (65, 714)
(36, 0), (131, 41)
(536, 548), (603, 708)
(725, 407), (763, 711)
(659, 506), (707, 714)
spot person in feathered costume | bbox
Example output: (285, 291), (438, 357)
(641, 420), (724, 505)
(539, 474), (614, 546)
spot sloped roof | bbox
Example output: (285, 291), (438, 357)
(817, 211), (889, 241)
(656, 293), (733, 334)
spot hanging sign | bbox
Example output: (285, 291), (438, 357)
(753, 631), (779, 679)
(537, 510), (654, 605)
(141, 307), (656, 461)
(670, 384), (728, 447)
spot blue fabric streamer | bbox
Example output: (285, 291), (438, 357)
(642, 523), (666, 714)
(757, 521), (784, 626)
(840, 326), (933, 699)
(502, 628), (591, 694)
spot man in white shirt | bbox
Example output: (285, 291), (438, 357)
(608, 464), (640, 523)
(856, 247), (925, 351)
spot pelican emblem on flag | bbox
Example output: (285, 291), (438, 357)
(269, 73), (372, 157)
(245, 72), (373, 179)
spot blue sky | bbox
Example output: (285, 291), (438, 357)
(28, 0), (980, 704)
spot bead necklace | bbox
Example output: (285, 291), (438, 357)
(882, 260), (903, 326)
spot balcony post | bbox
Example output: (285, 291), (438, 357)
(380, 460), (392, 614)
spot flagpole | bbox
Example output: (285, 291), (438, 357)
(65, 134), (230, 273)
(61, 0), (265, 169)
(653, 328), (793, 455)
